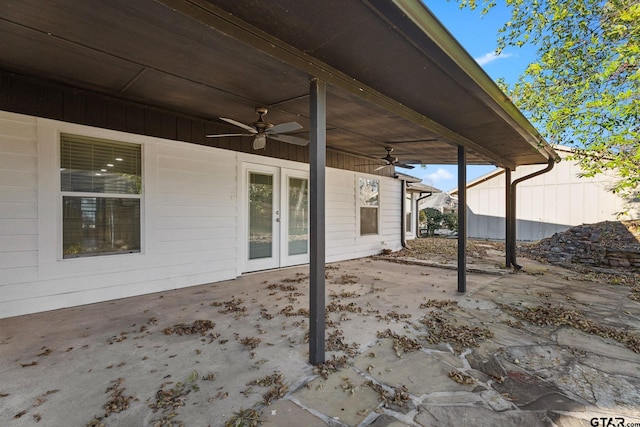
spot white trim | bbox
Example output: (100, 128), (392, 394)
(37, 119), (152, 276)
(280, 168), (310, 267)
(356, 174), (381, 240)
(239, 162), (311, 272)
(241, 163), (281, 272)
(405, 193), (413, 234)
(58, 133), (144, 260)
(60, 191), (142, 199)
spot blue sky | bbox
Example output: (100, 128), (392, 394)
(402, 1), (538, 192)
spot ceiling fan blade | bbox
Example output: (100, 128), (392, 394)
(206, 133), (251, 138)
(384, 138), (438, 144)
(374, 165), (387, 171)
(268, 133), (309, 146)
(219, 117), (257, 133)
(268, 121), (303, 134)
(395, 163), (415, 169)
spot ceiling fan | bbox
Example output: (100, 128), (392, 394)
(207, 107), (308, 150)
(365, 147), (416, 171)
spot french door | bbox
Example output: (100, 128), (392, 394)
(242, 164), (309, 272)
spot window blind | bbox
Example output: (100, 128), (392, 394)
(60, 134), (141, 194)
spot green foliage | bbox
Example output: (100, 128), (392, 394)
(421, 208), (458, 235)
(442, 212), (459, 233)
(450, 0), (640, 199)
(422, 208), (443, 236)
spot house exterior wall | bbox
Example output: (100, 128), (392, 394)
(406, 192), (417, 240)
(465, 152), (638, 241)
(0, 111), (402, 318)
(325, 169), (401, 261)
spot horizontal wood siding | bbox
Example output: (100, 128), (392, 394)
(154, 142), (238, 273)
(380, 178), (402, 244)
(325, 168), (402, 262)
(0, 112), (39, 290)
(326, 168), (357, 261)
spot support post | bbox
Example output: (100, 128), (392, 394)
(309, 78), (326, 365)
(457, 146), (466, 293)
(505, 168), (512, 268)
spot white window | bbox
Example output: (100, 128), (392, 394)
(60, 134), (142, 258)
(405, 194), (413, 233)
(359, 177), (379, 235)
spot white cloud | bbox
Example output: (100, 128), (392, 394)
(426, 168), (454, 184)
(474, 51), (513, 66)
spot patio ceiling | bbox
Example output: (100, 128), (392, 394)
(0, 0), (557, 168)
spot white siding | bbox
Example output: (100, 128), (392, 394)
(0, 111), (403, 318)
(465, 151), (639, 241)
(325, 169), (401, 262)
(0, 112), (39, 287)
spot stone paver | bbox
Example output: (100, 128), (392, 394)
(259, 399), (328, 427)
(353, 342), (472, 397)
(292, 368), (381, 426)
(416, 405), (552, 427)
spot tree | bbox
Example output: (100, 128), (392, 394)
(421, 208), (443, 236)
(451, 0), (639, 199)
(441, 212), (459, 233)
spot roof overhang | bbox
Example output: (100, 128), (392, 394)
(407, 182), (442, 194)
(0, 0), (558, 168)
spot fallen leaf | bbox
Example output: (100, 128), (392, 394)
(37, 348), (52, 357)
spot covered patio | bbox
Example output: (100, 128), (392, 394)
(0, 0), (559, 365)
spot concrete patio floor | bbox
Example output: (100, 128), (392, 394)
(1, 251), (640, 427)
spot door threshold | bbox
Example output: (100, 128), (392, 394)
(242, 263), (310, 276)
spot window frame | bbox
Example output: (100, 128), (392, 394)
(60, 134), (143, 259)
(405, 193), (413, 234)
(357, 176), (380, 236)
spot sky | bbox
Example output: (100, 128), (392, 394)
(401, 1), (538, 192)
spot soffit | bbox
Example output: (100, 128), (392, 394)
(0, 0), (554, 168)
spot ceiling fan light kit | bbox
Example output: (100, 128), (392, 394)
(253, 134), (267, 150)
(207, 107), (307, 150)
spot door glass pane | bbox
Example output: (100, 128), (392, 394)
(249, 173), (273, 260)
(288, 177), (308, 256)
